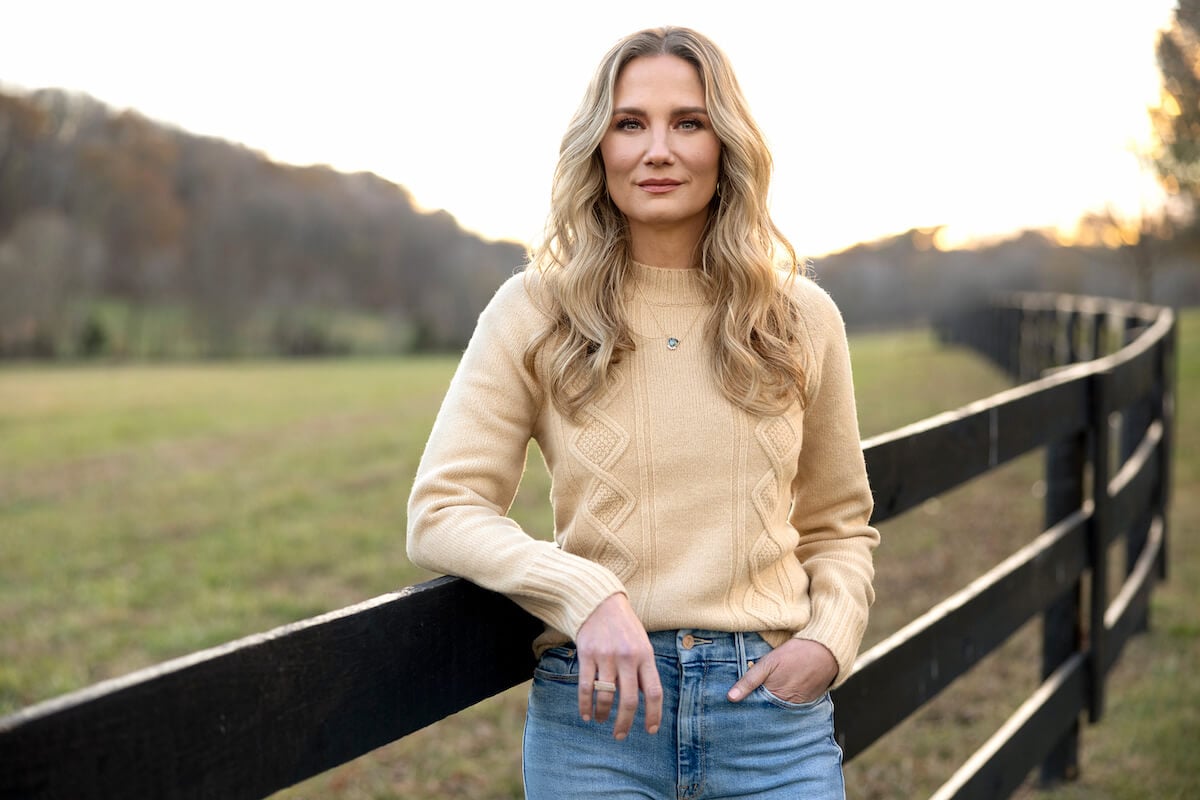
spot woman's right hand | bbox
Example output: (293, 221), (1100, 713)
(574, 593), (663, 740)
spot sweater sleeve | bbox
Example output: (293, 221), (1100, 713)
(787, 282), (880, 687)
(405, 273), (628, 639)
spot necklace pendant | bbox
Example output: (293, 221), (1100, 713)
(667, 337), (680, 350)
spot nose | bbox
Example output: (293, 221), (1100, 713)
(643, 126), (674, 165)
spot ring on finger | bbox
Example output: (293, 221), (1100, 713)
(593, 680), (617, 693)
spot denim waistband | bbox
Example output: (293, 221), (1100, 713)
(646, 629), (777, 667)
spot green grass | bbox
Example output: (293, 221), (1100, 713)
(0, 359), (451, 704)
(1, 318), (1195, 799)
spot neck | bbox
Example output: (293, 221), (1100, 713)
(627, 219), (706, 270)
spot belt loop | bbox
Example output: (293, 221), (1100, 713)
(734, 631), (748, 676)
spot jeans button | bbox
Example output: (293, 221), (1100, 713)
(681, 634), (695, 649)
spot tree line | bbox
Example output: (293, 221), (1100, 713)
(5, 0), (1200, 364)
(0, 87), (525, 359)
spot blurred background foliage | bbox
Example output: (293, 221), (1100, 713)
(0, 88), (524, 360)
(2, 6), (1199, 363)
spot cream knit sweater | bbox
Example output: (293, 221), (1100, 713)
(406, 262), (878, 687)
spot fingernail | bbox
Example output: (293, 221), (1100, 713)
(582, 714), (591, 722)
(648, 725), (660, 735)
(615, 732), (627, 741)
(727, 689), (741, 701)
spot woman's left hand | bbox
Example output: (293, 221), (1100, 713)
(726, 638), (838, 704)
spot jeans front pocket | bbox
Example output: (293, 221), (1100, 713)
(533, 645), (578, 684)
(755, 686), (830, 712)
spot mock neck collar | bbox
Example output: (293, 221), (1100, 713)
(630, 261), (708, 305)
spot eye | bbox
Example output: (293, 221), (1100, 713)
(677, 118), (705, 131)
(615, 117), (643, 131)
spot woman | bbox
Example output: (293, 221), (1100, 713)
(407, 26), (878, 799)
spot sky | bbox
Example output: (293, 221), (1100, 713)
(0, 0), (1181, 257)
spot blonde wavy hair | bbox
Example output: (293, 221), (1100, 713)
(525, 26), (810, 419)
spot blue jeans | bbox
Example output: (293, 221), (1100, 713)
(523, 629), (845, 799)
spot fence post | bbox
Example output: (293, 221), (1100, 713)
(1030, 306), (1049, 377)
(1004, 304), (1022, 378)
(1088, 309), (1104, 360)
(1114, 311), (1152, 634)
(1157, 318), (1177, 581)
(1064, 309), (1080, 365)
(1040, 429), (1086, 784)
(1087, 369), (1113, 723)
(1072, 306), (1084, 360)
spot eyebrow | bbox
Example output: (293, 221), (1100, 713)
(612, 106), (710, 117)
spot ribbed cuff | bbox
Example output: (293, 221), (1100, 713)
(793, 602), (868, 688)
(520, 548), (628, 638)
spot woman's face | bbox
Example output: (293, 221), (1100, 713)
(599, 54), (722, 249)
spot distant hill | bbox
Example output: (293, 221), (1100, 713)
(0, 87), (525, 358)
(1, 87), (1195, 360)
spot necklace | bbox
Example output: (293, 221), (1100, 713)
(633, 281), (706, 351)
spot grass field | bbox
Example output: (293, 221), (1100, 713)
(1, 315), (1196, 799)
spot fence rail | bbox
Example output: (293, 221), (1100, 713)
(0, 293), (1177, 799)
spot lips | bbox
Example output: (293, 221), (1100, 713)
(637, 179), (682, 194)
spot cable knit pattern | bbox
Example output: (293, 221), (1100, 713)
(406, 262), (879, 687)
(572, 407), (638, 581)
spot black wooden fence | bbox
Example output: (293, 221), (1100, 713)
(0, 293), (1177, 799)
